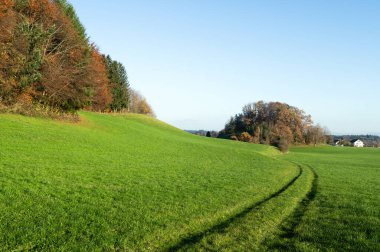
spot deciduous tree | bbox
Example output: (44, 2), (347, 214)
(219, 101), (328, 147)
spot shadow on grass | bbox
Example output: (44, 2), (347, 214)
(166, 165), (304, 252)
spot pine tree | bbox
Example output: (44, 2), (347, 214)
(104, 55), (130, 111)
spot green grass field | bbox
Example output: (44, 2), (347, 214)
(0, 112), (379, 251)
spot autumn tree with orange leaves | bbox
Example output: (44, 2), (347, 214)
(0, 0), (95, 110)
(0, 0), (152, 115)
(86, 48), (112, 111)
(218, 101), (329, 149)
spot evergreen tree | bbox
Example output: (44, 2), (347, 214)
(54, 0), (88, 41)
(104, 55), (130, 111)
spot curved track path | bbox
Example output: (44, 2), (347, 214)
(165, 163), (318, 251)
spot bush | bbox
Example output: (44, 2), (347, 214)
(230, 135), (238, 141)
(239, 132), (253, 142)
(0, 102), (79, 122)
(277, 137), (289, 153)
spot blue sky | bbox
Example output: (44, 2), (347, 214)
(69, 0), (380, 134)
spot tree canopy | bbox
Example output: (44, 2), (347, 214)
(218, 101), (329, 148)
(0, 0), (153, 115)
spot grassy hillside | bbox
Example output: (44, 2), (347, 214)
(0, 112), (299, 250)
(0, 112), (378, 251)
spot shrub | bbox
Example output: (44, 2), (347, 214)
(230, 135), (238, 141)
(239, 132), (253, 143)
(277, 137), (289, 153)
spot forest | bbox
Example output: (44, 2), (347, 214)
(218, 101), (330, 151)
(0, 0), (153, 116)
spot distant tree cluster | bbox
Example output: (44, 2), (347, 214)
(186, 130), (219, 138)
(0, 0), (153, 116)
(218, 101), (330, 151)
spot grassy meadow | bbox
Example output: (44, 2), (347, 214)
(186, 147), (380, 251)
(0, 112), (378, 251)
(276, 147), (380, 251)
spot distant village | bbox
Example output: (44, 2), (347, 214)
(333, 135), (380, 148)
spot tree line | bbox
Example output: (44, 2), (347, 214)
(218, 101), (330, 151)
(0, 0), (153, 115)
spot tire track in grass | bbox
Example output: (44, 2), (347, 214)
(266, 164), (318, 250)
(281, 164), (318, 237)
(166, 165), (303, 252)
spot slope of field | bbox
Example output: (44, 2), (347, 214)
(0, 112), (300, 250)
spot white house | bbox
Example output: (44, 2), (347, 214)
(351, 139), (364, 148)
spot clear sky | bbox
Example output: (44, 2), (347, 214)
(69, 0), (379, 134)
